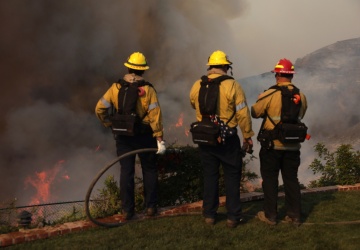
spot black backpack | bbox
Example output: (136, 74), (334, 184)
(257, 84), (308, 145)
(269, 85), (301, 124)
(190, 75), (234, 146)
(198, 75), (233, 116)
(111, 79), (154, 136)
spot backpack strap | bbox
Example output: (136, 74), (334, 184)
(138, 80), (155, 90)
(256, 85), (280, 103)
(138, 81), (156, 121)
(256, 86), (280, 131)
(198, 75), (234, 118)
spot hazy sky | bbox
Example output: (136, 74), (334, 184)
(228, 0), (360, 77)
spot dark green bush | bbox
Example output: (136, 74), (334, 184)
(93, 145), (259, 214)
(157, 146), (259, 207)
(157, 146), (203, 207)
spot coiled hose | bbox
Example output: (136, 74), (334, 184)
(85, 148), (158, 228)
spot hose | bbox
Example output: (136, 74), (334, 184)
(85, 148), (158, 228)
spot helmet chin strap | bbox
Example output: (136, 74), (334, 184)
(228, 65), (233, 76)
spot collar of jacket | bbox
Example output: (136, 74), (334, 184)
(276, 81), (292, 87)
(207, 68), (227, 76)
(123, 73), (144, 83)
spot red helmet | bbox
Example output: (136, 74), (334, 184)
(271, 58), (296, 74)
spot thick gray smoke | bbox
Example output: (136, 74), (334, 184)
(0, 1), (247, 205)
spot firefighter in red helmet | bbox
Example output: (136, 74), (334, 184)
(251, 58), (308, 226)
(271, 58), (296, 74)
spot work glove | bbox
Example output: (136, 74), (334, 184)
(156, 140), (166, 155)
(242, 138), (254, 154)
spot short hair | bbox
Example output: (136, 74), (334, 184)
(128, 68), (145, 76)
(208, 65), (229, 71)
(278, 73), (293, 79)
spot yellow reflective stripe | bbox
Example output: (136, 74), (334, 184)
(100, 97), (111, 108)
(148, 102), (159, 111)
(275, 65), (294, 69)
(269, 116), (281, 121)
(236, 101), (247, 111)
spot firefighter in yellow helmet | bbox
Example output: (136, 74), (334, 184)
(189, 50), (254, 228)
(95, 52), (165, 219)
(251, 58), (308, 226)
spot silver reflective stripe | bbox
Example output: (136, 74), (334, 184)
(236, 101), (247, 111)
(100, 97), (111, 108)
(148, 102), (159, 111)
(194, 139), (210, 143)
(113, 128), (128, 131)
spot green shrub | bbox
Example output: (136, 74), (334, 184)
(92, 146), (259, 214)
(90, 175), (122, 218)
(157, 146), (203, 206)
(157, 146), (259, 207)
(309, 143), (360, 187)
(54, 206), (86, 224)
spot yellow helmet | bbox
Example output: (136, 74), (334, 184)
(206, 50), (232, 66)
(124, 52), (150, 70)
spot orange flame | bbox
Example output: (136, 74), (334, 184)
(185, 129), (189, 137)
(24, 160), (69, 205)
(63, 175), (70, 180)
(94, 145), (101, 152)
(167, 112), (190, 139)
(175, 113), (184, 127)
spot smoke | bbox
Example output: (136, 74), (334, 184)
(241, 39), (360, 186)
(2, 1), (358, 205)
(229, 1), (360, 77)
(0, 0), (248, 205)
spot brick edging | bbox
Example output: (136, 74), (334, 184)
(1, 183), (359, 247)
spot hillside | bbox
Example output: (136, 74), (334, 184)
(241, 37), (360, 149)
